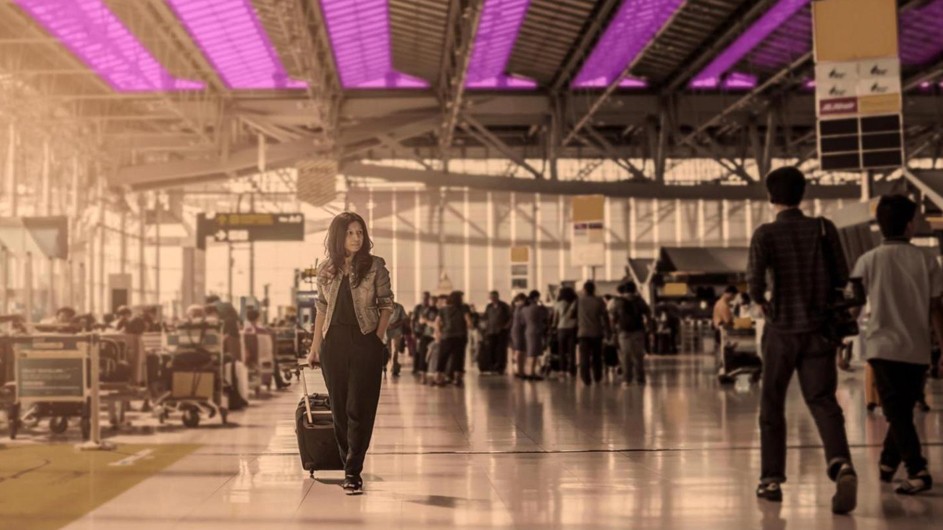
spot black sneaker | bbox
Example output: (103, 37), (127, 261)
(343, 475), (364, 495)
(756, 482), (783, 502)
(832, 464), (858, 514)
(880, 464), (898, 483)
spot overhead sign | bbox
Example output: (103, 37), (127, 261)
(196, 212), (305, 249)
(813, 0), (902, 172)
(571, 195), (605, 268)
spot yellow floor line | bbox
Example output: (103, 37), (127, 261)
(0, 443), (200, 530)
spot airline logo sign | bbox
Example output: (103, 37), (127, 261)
(815, 57), (901, 119)
(819, 97), (858, 116)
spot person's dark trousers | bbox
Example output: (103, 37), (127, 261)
(319, 324), (385, 477)
(760, 329), (852, 483)
(558, 328), (578, 375)
(485, 331), (509, 373)
(578, 337), (604, 385)
(869, 359), (929, 476)
(443, 336), (468, 375)
(414, 336), (432, 374)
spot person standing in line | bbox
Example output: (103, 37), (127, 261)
(577, 281), (610, 386)
(385, 301), (408, 377)
(610, 281), (651, 387)
(434, 291), (473, 387)
(551, 286), (579, 378)
(851, 195), (943, 495)
(747, 166), (857, 514)
(306, 211), (394, 496)
(412, 292), (436, 384)
(520, 290), (549, 381)
(510, 293), (528, 379)
(482, 291), (513, 374)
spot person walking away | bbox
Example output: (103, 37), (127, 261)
(747, 166), (857, 513)
(520, 290), (549, 380)
(610, 281), (651, 387)
(850, 194), (943, 495)
(385, 302), (408, 377)
(577, 281), (610, 385)
(412, 292), (437, 384)
(510, 293), (528, 379)
(483, 291), (512, 374)
(306, 212), (394, 495)
(551, 286), (579, 378)
(434, 293), (471, 386)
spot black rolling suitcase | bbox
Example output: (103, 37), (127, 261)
(295, 367), (344, 477)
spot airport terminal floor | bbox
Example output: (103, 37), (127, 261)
(2, 355), (940, 530)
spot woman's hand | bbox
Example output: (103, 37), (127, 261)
(306, 336), (322, 367)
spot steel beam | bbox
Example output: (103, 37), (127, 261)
(439, 0), (485, 154)
(550, 0), (623, 91)
(342, 162), (864, 200)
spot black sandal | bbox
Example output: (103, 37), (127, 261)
(896, 472), (933, 495)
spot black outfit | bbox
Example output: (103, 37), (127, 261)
(578, 337), (604, 384)
(483, 301), (511, 373)
(869, 359), (929, 476)
(557, 328), (578, 375)
(748, 209), (852, 484)
(438, 305), (469, 374)
(319, 275), (385, 477)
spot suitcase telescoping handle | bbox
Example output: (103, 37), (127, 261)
(299, 364), (315, 425)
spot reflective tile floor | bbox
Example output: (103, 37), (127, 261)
(46, 356), (943, 529)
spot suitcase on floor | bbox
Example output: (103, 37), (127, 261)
(296, 367), (344, 476)
(476, 336), (491, 372)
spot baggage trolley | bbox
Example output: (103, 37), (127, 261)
(717, 325), (762, 385)
(157, 321), (229, 428)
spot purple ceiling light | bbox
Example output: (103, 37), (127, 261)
(900, 0), (943, 66)
(571, 0), (684, 89)
(166, 0), (306, 90)
(320, 0), (427, 89)
(13, 0), (203, 92)
(466, 0), (535, 89)
(690, 0), (809, 89)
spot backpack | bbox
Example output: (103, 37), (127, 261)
(617, 297), (645, 333)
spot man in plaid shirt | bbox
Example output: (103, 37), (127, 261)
(747, 166), (857, 514)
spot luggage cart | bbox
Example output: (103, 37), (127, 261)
(157, 321), (229, 428)
(273, 328), (297, 381)
(242, 331), (275, 397)
(97, 333), (155, 429)
(717, 324), (762, 385)
(4, 334), (97, 440)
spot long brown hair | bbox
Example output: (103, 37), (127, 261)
(324, 211), (374, 287)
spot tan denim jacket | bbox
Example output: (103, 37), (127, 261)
(316, 256), (394, 338)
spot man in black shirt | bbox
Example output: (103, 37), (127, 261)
(482, 290), (512, 374)
(747, 167), (856, 514)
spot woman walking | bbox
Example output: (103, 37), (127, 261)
(307, 212), (394, 495)
(434, 291), (473, 387)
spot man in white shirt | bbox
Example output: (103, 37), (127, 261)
(852, 194), (943, 496)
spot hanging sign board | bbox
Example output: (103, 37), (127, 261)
(196, 212), (305, 249)
(510, 246), (530, 291)
(14, 336), (88, 402)
(571, 196), (605, 267)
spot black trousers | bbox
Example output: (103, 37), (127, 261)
(578, 337), (604, 384)
(439, 336), (468, 374)
(558, 328), (578, 375)
(760, 329), (852, 483)
(319, 325), (385, 476)
(869, 359), (929, 476)
(414, 335), (433, 373)
(482, 331), (509, 373)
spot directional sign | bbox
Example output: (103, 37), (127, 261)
(197, 212), (305, 249)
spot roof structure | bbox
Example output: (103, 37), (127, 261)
(0, 0), (941, 192)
